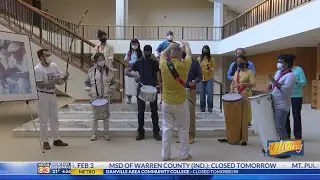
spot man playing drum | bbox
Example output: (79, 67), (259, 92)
(124, 45), (162, 141)
(85, 53), (116, 141)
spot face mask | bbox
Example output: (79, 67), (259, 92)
(238, 62), (245, 69)
(45, 57), (53, 64)
(167, 35), (173, 41)
(100, 38), (107, 44)
(132, 45), (138, 50)
(277, 63), (283, 70)
(97, 60), (106, 67)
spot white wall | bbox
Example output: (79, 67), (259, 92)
(217, 0), (320, 54)
(0, 24), (89, 100)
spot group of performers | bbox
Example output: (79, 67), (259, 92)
(34, 29), (307, 160)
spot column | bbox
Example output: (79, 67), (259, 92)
(317, 43), (320, 80)
(213, 1), (224, 40)
(116, 0), (128, 39)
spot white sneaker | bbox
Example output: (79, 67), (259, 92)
(104, 134), (110, 141)
(90, 135), (97, 141)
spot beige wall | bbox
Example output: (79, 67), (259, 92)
(224, 6), (240, 24)
(41, 0), (116, 25)
(41, 0), (238, 27)
(128, 0), (213, 26)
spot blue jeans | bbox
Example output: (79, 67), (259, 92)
(199, 79), (213, 111)
(274, 109), (289, 140)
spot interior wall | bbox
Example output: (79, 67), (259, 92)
(128, 0), (213, 26)
(224, 6), (240, 24)
(40, 0), (116, 25)
(247, 47), (317, 103)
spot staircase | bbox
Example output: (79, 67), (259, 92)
(0, 0), (126, 102)
(13, 96), (255, 138)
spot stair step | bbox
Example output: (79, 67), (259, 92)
(58, 111), (223, 120)
(12, 119), (255, 137)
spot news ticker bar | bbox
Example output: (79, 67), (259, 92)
(1, 162), (320, 175)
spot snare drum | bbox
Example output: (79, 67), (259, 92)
(222, 93), (243, 145)
(91, 98), (110, 120)
(139, 85), (157, 102)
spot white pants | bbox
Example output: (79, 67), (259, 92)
(162, 100), (190, 160)
(92, 118), (109, 135)
(37, 92), (59, 142)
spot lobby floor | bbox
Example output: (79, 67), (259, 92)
(0, 98), (319, 161)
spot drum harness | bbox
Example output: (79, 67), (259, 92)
(165, 57), (196, 106)
(93, 66), (110, 98)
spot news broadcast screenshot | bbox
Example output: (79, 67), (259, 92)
(0, 0), (319, 179)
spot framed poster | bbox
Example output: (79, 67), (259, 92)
(0, 31), (38, 102)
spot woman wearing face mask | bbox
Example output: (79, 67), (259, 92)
(124, 38), (143, 104)
(267, 55), (295, 158)
(91, 30), (114, 69)
(229, 55), (256, 146)
(198, 45), (215, 112)
(85, 53), (116, 141)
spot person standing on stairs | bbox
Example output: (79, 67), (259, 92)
(125, 45), (161, 141)
(34, 49), (69, 150)
(85, 53), (117, 141)
(91, 30), (115, 103)
(124, 38), (143, 104)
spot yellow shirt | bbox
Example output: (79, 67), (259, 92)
(198, 56), (215, 81)
(231, 69), (256, 93)
(160, 57), (192, 105)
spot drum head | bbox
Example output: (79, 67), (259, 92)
(222, 93), (242, 102)
(141, 85), (157, 93)
(248, 92), (270, 100)
(91, 98), (109, 106)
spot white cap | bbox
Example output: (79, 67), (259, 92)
(7, 42), (22, 53)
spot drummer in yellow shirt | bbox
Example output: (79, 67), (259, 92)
(159, 41), (192, 161)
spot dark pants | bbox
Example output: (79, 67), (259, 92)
(286, 97), (303, 139)
(137, 86), (160, 134)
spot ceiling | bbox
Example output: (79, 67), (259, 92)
(209, 0), (265, 13)
(223, 28), (320, 56)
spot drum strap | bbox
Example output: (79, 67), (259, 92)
(94, 67), (109, 97)
(272, 70), (292, 91)
(166, 58), (186, 87)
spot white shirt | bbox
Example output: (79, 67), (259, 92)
(34, 62), (63, 93)
(8, 54), (28, 72)
(271, 70), (296, 111)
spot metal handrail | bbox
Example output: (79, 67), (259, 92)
(222, 0), (313, 38)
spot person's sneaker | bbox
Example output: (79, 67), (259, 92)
(182, 154), (192, 161)
(241, 142), (247, 146)
(162, 157), (170, 161)
(176, 139), (180, 143)
(136, 133), (145, 141)
(90, 135), (97, 141)
(189, 136), (194, 144)
(127, 98), (131, 104)
(201, 109), (205, 112)
(53, 140), (68, 146)
(104, 134), (110, 141)
(248, 122), (252, 127)
(153, 133), (162, 141)
(208, 109), (213, 113)
(43, 142), (51, 150)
